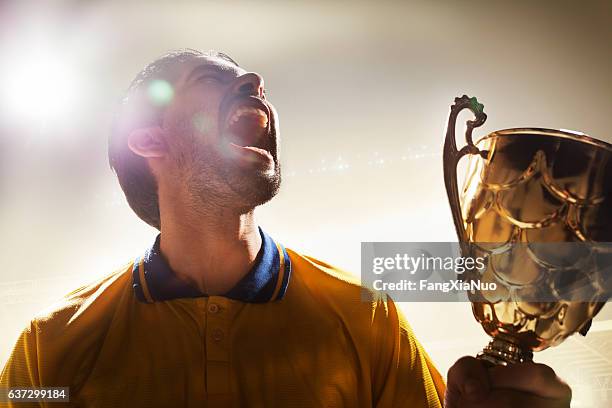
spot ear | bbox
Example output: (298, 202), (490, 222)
(127, 126), (168, 158)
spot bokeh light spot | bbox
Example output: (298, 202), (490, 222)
(148, 80), (174, 106)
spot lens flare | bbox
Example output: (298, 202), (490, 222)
(147, 80), (174, 106)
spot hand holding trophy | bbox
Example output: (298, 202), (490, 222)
(442, 95), (611, 406)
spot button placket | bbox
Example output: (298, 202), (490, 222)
(205, 297), (231, 397)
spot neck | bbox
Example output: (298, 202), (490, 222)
(157, 186), (261, 296)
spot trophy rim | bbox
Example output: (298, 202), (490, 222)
(477, 127), (612, 152)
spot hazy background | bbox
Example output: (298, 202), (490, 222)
(1, 0), (611, 406)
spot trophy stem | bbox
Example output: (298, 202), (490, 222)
(478, 338), (533, 366)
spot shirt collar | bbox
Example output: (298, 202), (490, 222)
(132, 227), (291, 304)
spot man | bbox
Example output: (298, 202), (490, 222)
(1, 49), (570, 407)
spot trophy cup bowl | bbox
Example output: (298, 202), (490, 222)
(443, 95), (612, 365)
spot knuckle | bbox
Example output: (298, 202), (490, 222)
(447, 356), (477, 377)
(456, 355), (478, 365)
(532, 363), (556, 383)
(561, 381), (572, 402)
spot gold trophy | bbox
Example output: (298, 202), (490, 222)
(443, 95), (612, 365)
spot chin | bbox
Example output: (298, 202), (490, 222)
(224, 165), (282, 209)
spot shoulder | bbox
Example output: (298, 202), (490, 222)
(31, 262), (133, 340)
(285, 247), (384, 314)
(286, 247), (412, 326)
(286, 248), (365, 291)
(2, 263), (135, 388)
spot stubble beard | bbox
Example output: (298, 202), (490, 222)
(176, 129), (282, 213)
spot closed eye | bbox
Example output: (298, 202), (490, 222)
(197, 75), (223, 84)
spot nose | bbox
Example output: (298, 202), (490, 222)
(232, 72), (265, 98)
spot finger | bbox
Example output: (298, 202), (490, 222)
(474, 388), (571, 408)
(488, 362), (572, 401)
(445, 356), (490, 407)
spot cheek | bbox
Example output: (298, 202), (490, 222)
(166, 91), (222, 138)
(191, 105), (220, 141)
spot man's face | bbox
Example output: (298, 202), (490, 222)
(160, 55), (280, 210)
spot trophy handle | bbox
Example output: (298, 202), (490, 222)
(442, 95), (488, 247)
(443, 96), (530, 366)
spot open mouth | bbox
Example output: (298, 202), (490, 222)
(228, 105), (268, 133)
(222, 97), (274, 167)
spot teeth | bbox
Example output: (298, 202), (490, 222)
(229, 106), (268, 127)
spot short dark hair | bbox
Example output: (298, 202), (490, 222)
(108, 49), (239, 230)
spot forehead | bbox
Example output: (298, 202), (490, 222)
(176, 55), (247, 85)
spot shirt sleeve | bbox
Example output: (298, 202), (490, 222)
(370, 294), (446, 408)
(1, 321), (44, 408)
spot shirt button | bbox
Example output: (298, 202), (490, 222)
(207, 303), (220, 314)
(212, 328), (224, 342)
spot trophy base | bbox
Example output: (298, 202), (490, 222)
(477, 338), (533, 366)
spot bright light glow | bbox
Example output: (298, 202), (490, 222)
(0, 50), (82, 125)
(148, 79), (174, 106)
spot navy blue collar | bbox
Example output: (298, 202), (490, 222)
(132, 228), (291, 303)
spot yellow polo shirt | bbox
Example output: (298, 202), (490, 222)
(1, 229), (444, 407)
